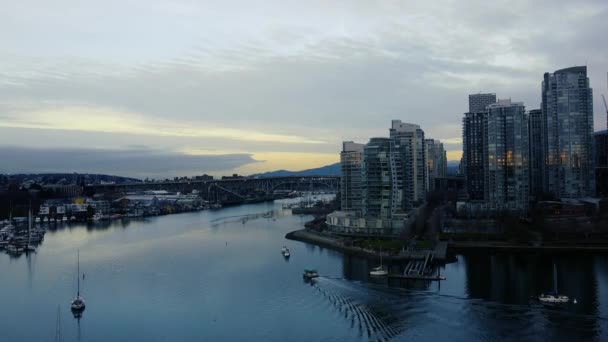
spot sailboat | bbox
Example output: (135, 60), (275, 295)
(369, 251), (388, 277)
(26, 207), (36, 252)
(539, 263), (569, 303)
(6, 202), (14, 230)
(70, 250), (86, 314)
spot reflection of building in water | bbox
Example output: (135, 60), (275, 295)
(462, 253), (600, 340)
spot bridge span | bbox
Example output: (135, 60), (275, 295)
(85, 176), (339, 204)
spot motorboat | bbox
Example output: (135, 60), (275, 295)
(303, 268), (319, 279)
(62, 216), (68, 222)
(43, 217), (49, 223)
(282, 248), (290, 258)
(92, 213), (102, 222)
(35, 217), (41, 224)
(70, 250), (86, 314)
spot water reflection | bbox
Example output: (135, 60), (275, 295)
(0, 199), (607, 341)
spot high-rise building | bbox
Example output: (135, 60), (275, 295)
(362, 137), (392, 219)
(528, 109), (544, 198)
(462, 111), (488, 201)
(425, 139), (447, 192)
(469, 93), (497, 113)
(340, 141), (364, 212)
(542, 66), (595, 198)
(389, 120), (427, 209)
(486, 99), (529, 210)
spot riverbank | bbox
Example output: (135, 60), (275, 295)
(285, 229), (447, 261)
(286, 228), (608, 262)
(450, 241), (608, 254)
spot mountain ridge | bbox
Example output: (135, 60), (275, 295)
(251, 163), (340, 178)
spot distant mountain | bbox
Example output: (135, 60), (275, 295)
(251, 163), (340, 178)
(1, 173), (141, 185)
(447, 160), (460, 176)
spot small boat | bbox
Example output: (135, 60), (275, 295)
(62, 217), (68, 222)
(35, 217), (41, 224)
(539, 293), (569, 303)
(92, 213), (102, 222)
(369, 253), (388, 277)
(370, 266), (388, 277)
(70, 250), (86, 315)
(539, 263), (569, 303)
(282, 248), (290, 258)
(43, 217), (49, 223)
(70, 216), (76, 221)
(50, 218), (55, 223)
(6, 244), (24, 254)
(281, 246), (287, 253)
(303, 268), (319, 279)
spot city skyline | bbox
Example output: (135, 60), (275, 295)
(1, 1), (607, 178)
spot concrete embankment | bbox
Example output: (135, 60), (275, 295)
(449, 242), (608, 254)
(285, 229), (447, 261)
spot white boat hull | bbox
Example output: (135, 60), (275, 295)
(539, 295), (569, 303)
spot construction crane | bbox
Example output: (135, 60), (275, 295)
(603, 94), (608, 130)
(605, 72), (608, 130)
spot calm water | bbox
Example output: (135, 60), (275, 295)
(1, 198), (607, 341)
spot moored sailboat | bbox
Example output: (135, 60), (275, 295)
(539, 263), (569, 303)
(70, 250), (86, 315)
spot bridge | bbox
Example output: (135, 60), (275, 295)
(85, 176), (340, 205)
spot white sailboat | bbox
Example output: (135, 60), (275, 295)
(5, 203), (14, 230)
(26, 208), (36, 252)
(539, 263), (569, 303)
(369, 252), (388, 277)
(70, 250), (86, 314)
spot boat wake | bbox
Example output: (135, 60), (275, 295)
(311, 278), (399, 341)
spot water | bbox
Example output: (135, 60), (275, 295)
(1, 198), (607, 341)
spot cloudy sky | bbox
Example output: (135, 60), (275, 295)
(1, 0), (607, 179)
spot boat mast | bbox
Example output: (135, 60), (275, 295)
(28, 205), (32, 246)
(77, 250), (80, 298)
(553, 263), (558, 294)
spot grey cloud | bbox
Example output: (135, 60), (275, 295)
(1, 0), (607, 160)
(0, 146), (257, 179)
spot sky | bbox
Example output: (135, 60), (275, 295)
(1, 0), (607, 179)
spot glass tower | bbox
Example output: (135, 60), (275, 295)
(542, 66), (595, 198)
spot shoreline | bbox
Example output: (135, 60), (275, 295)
(286, 229), (608, 259)
(285, 229), (447, 261)
(449, 242), (608, 254)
